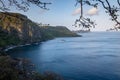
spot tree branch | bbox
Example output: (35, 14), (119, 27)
(117, 0), (120, 6)
(80, 0), (83, 18)
(0, 0), (51, 11)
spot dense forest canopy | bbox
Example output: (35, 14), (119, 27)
(0, 0), (120, 30)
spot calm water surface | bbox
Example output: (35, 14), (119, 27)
(7, 32), (120, 80)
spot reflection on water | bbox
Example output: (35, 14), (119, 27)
(7, 32), (120, 80)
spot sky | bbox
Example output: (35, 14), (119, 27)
(7, 0), (120, 31)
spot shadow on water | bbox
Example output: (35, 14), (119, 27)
(7, 43), (43, 58)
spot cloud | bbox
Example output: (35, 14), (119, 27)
(87, 7), (99, 16)
(72, 7), (81, 16)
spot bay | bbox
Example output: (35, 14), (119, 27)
(7, 32), (120, 80)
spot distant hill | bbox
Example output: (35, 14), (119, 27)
(0, 12), (80, 50)
(40, 26), (80, 40)
(72, 29), (90, 33)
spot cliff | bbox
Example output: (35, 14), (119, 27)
(0, 12), (80, 50)
(0, 12), (43, 49)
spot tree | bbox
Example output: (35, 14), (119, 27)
(0, 0), (51, 24)
(0, 0), (51, 11)
(75, 0), (120, 30)
(0, 0), (120, 30)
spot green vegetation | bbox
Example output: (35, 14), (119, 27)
(0, 29), (20, 48)
(0, 12), (80, 50)
(0, 12), (80, 79)
(40, 26), (80, 41)
(0, 55), (63, 80)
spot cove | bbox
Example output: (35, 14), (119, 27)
(7, 32), (120, 80)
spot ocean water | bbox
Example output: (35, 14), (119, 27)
(7, 32), (120, 80)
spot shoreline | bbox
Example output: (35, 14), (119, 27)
(4, 42), (41, 52)
(2, 35), (82, 52)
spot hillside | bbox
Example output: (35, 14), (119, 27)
(0, 12), (42, 48)
(40, 26), (80, 40)
(0, 12), (80, 50)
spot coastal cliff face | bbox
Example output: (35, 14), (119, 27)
(0, 12), (42, 44)
(0, 12), (79, 49)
